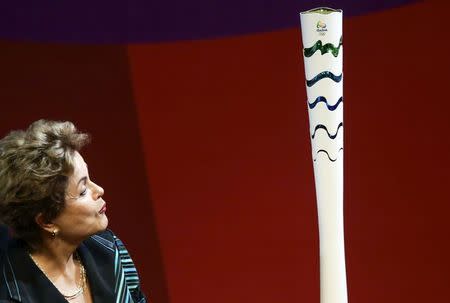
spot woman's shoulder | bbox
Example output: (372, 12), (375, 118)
(0, 238), (26, 301)
(82, 230), (147, 302)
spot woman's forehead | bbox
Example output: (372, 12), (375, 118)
(70, 151), (88, 181)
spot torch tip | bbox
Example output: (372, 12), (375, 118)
(300, 7), (342, 15)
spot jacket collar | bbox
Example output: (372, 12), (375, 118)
(2, 237), (115, 303)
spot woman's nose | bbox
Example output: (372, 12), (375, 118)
(91, 181), (104, 199)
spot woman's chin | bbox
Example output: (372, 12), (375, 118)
(100, 215), (109, 230)
(93, 215), (109, 233)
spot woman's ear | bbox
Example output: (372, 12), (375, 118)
(35, 213), (58, 236)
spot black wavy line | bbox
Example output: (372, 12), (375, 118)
(313, 147), (343, 162)
(306, 71), (342, 87)
(308, 96), (343, 111)
(311, 122), (343, 139)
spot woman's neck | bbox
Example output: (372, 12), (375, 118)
(29, 236), (80, 277)
(28, 235), (89, 302)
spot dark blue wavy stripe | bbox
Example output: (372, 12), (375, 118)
(306, 71), (342, 87)
(314, 148), (343, 162)
(311, 122), (343, 139)
(308, 96), (343, 111)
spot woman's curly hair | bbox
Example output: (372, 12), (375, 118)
(0, 120), (90, 245)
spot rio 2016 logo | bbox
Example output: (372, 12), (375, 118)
(316, 20), (327, 36)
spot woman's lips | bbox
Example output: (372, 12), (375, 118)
(99, 203), (107, 214)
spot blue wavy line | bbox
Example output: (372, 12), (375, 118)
(314, 147), (343, 162)
(311, 122), (343, 139)
(306, 71), (342, 87)
(308, 96), (343, 111)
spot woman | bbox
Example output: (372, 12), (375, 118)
(0, 120), (147, 303)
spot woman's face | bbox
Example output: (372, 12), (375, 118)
(51, 151), (108, 242)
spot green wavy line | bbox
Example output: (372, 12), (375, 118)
(304, 36), (343, 57)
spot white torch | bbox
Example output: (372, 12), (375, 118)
(300, 7), (347, 303)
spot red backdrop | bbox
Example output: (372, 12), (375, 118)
(1, 0), (449, 302)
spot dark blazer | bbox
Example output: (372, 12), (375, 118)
(0, 225), (7, 252)
(0, 230), (147, 303)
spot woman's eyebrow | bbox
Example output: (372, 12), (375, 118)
(77, 176), (87, 186)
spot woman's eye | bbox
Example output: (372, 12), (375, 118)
(80, 188), (87, 196)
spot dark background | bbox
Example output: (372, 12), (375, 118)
(1, 0), (449, 302)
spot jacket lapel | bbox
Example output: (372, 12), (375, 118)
(3, 239), (67, 303)
(3, 237), (116, 303)
(78, 238), (115, 303)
